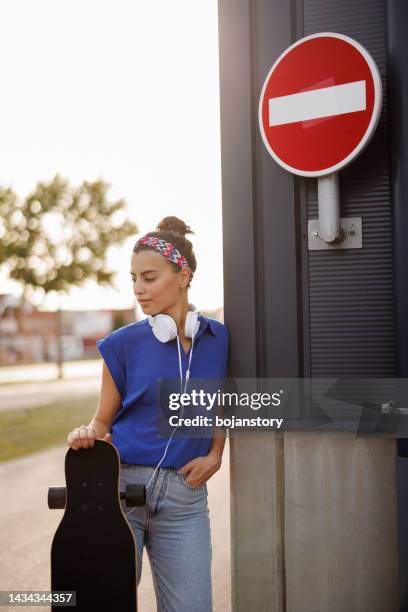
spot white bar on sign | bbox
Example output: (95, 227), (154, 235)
(268, 80), (366, 126)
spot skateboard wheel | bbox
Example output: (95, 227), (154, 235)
(122, 484), (146, 507)
(48, 487), (66, 509)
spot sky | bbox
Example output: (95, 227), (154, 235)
(0, 0), (224, 317)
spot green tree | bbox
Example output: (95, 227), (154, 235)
(0, 174), (138, 377)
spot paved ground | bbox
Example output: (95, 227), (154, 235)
(0, 377), (101, 411)
(0, 440), (231, 612)
(0, 360), (101, 385)
(0, 361), (101, 411)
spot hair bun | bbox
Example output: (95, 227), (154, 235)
(156, 216), (194, 237)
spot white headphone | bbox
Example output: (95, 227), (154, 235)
(125, 304), (201, 507)
(147, 304), (200, 343)
(147, 304), (200, 390)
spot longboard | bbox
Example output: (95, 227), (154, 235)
(48, 439), (145, 611)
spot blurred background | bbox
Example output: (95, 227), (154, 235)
(0, 2), (230, 610)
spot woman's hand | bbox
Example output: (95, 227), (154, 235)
(177, 452), (222, 488)
(67, 425), (112, 450)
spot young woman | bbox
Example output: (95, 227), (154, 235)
(67, 216), (229, 612)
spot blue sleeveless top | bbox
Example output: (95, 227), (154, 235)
(96, 314), (229, 468)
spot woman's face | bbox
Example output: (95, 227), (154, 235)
(130, 250), (187, 315)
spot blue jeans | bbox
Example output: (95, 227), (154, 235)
(119, 464), (213, 612)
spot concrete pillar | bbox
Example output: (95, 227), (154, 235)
(285, 432), (399, 612)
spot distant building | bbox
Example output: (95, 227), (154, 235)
(0, 293), (224, 365)
(0, 293), (135, 365)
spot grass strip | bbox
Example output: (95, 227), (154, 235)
(0, 397), (98, 462)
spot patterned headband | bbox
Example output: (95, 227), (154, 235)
(135, 236), (193, 279)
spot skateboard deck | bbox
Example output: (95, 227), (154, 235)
(49, 439), (145, 611)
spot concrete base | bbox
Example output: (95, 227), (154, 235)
(230, 431), (399, 612)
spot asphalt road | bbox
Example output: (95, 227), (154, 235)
(0, 361), (102, 412)
(0, 377), (101, 411)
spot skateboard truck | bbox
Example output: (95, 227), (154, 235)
(48, 484), (146, 509)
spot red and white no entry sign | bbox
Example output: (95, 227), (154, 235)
(258, 32), (382, 177)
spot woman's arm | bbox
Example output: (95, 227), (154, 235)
(208, 404), (226, 466)
(177, 405), (226, 486)
(88, 360), (122, 436)
(67, 360), (122, 449)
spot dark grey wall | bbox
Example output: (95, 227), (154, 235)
(218, 3), (300, 609)
(303, 0), (396, 378)
(220, 0), (302, 382)
(386, 1), (408, 606)
(386, 0), (408, 381)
